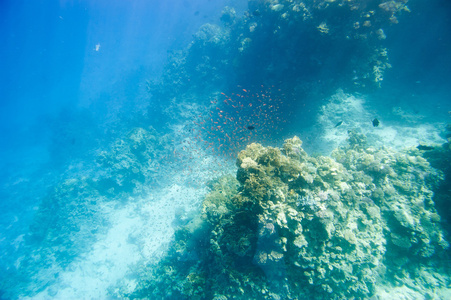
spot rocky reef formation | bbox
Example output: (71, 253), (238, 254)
(8, 127), (168, 298)
(95, 127), (161, 195)
(419, 123), (451, 251)
(121, 131), (449, 299)
(149, 0), (410, 115)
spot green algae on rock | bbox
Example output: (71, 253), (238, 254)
(120, 134), (449, 299)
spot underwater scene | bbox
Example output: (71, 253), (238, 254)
(1, 0), (451, 299)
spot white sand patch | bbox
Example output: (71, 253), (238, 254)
(318, 90), (372, 128)
(367, 123), (445, 150)
(316, 90), (446, 153)
(376, 285), (425, 300)
(375, 283), (451, 300)
(25, 180), (208, 299)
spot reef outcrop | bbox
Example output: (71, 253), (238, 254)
(122, 132), (449, 299)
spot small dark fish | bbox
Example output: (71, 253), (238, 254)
(334, 121), (343, 128)
(417, 145), (434, 151)
(252, 10), (261, 17)
(372, 118), (380, 127)
(247, 125), (255, 130)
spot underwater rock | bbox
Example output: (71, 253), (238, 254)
(151, 0), (410, 109)
(95, 127), (160, 195)
(118, 133), (448, 299)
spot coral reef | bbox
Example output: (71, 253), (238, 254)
(419, 124), (451, 247)
(119, 132), (449, 299)
(95, 127), (160, 195)
(148, 0), (410, 114)
(11, 127), (169, 298)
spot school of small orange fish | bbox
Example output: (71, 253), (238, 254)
(194, 86), (289, 157)
(155, 86), (292, 189)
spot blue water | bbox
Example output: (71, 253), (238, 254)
(1, 0), (450, 299)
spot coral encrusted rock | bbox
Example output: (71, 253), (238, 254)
(121, 134), (448, 300)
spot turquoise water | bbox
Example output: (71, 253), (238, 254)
(1, 1), (450, 299)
